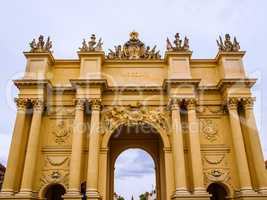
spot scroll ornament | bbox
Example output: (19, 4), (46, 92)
(29, 35), (52, 53)
(217, 34), (240, 52)
(107, 31), (161, 60)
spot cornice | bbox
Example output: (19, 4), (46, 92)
(13, 79), (52, 89)
(215, 51), (246, 61)
(216, 78), (257, 91)
(164, 51), (193, 61)
(77, 51), (105, 62)
(23, 52), (55, 64)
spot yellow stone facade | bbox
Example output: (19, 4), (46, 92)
(0, 32), (267, 200)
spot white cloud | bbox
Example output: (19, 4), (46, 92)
(115, 149), (156, 199)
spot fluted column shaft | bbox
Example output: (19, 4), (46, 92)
(1, 98), (28, 195)
(86, 99), (101, 199)
(19, 99), (44, 195)
(186, 99), (206, 194)
(243, 97), (267, 193)
(228, 98), (253, 193)
(67, 99), (85, 195)
(170, 98), (189, 196)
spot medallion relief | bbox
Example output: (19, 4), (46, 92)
(200, 119), (218, 142)
(52, 121), (73, 144)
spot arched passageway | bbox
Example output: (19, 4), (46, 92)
(114, 148), (156, 200)
(44, 184), (66, 200)
(207, 183), (228, 200)
(107, 123), (167, 200)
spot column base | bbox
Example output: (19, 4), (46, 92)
(172, 188), (191, 199)
(258, 187), (267, 195)
(192, 187), (210, 199)
(0, 190), (14, 199)
(86, 189), (101, 200)
(63, 190), (82, 200)
(15, 190), (38, 200)
(234, 188), (267, 200)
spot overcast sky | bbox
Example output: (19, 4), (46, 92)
(0, 0), (267, 199)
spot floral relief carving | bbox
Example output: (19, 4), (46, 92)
(52, 121), (72, 144)
(101, 106), (169, 134)
(200, 119), (218, 142)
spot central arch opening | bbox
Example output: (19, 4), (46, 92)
(107, 123), (166, 200)
(114, 148), (156, 200)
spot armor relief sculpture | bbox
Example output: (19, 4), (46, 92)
(1, 31), (267, 200)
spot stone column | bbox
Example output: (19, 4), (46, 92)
(227, 98), (253, 194)
(0, 98), (28, 196)
(86, 99), (101, 199)
(169, 98), (190, 197)
(17, 98), (44, 196)
(186, 99), (208, 196)
(242, 97), (267, 194)
(64, 99), (85, 199)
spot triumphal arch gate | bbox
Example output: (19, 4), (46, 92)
(1, 31), (267, 200)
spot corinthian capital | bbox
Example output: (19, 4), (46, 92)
(227, 97), (239, 110)
(31, 98), (45, 112)
(168, 97), (182, 111)
(185, 98), (197, 110)
(242, 97), (255, 110)
(15, 98), (28, 111)
(89, 98), (102, 110)
(74, 98), (86, 111)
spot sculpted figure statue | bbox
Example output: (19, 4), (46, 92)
(216, 33), (240, 52)
(29, 35), (52, 53)
(166, 38), (173, 51)
(166, 33), (190, 51)
(88, 34), (97, 50)
(106, 31), (161, 60)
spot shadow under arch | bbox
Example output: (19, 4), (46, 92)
(40, 183), (66, 200)
(207, 182), (231, 200)
(101, 120), (171, 149)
